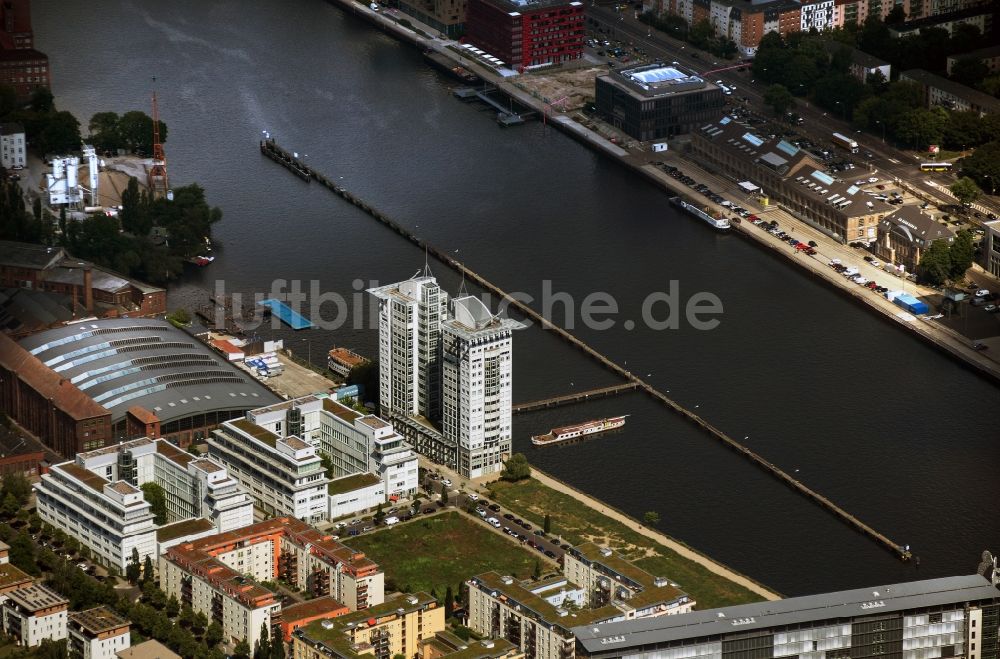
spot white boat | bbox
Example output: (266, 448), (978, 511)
(532, 416), (628, 446)
(671, 197), (731, 230)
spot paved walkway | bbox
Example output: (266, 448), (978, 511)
(527, 468), (782, 601)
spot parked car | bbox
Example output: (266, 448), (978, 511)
(975, 289), (991, 297)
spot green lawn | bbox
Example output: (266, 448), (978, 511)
(487, 478), (769, 609)
(349, 511), (540, 596)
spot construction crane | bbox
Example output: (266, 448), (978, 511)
(147, 86), (169, 199)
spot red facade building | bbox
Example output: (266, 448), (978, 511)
(0, 0), (49, 100)
(465, 0), (584, 70)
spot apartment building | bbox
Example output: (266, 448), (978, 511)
(292, 592), (444, 659)
(160, 517), (384, 649)
(35, 438), (254, 571)
(421, 635), (524, 659)
(947, 44), (1000, 74)
(690, 116), (893, 243)
(442, 296), (522, 479)
(0, 122), (24, 169)
(469, 546), (693, 659)
(983, 219), (1000, 278)
(68, 607), (131, 659)
(900, 68), (1000, 116)
(573, 574), (1000, 659)
(248, 396), (419, 500)
(0, 562), (33, 604)
(208, 417), (329, 523)
(1, 584), (68, 647)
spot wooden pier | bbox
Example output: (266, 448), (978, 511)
(260, 138), (913, 562)
(513, 383), (639, 414)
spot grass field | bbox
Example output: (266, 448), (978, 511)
(349, 511), (541, 596)
(487, 478), (766, 609)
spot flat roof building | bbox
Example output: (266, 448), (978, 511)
(0, 583), (68, 647)
(292, 592), (445, 659)
(572, 574), (1000, 659)
(68, 606), (131, 659)
(160, 517), (384, 650)
(595, 64), (725, 141)
(116, 639), (180, 659)
(35, 437), (254, 571)
(465, 0), (584, 70)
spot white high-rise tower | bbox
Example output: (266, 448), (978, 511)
(442, 296), (523, 478)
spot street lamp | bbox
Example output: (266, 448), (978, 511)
(875, 120), (885, 143)
(302, 338), (311, 366)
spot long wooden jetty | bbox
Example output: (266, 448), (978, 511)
(513, 383), (639, 414)
(260, 137), (913, 562)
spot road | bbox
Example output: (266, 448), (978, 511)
(583, 5), (1000, 219)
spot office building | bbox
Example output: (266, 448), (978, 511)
(468, 545), (694, 659)
(0, 583), (68, 647)
(595, 64), (725, 141)
(328, 473), (387, 518)
(209, 417), (329, 523)
(34, 437), (254, 571)
(442, 296), (522, 479)
(465, 0), (584, 70)
(292, 592), (444, 659)
(574, 574), (1000, 659)
(160, 517), (384, 648)
(0, 123), (24, 169)
(68, 607), (131, 659)
(369, 275), (447, 421)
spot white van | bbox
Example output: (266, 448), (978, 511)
(488, 517), (501, 528)
(384, 516), (399, 526)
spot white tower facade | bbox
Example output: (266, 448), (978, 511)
(442, 296), (523, 479)
(368, 275), (447, 420)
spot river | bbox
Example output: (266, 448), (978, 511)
(33, 0), (999, 597)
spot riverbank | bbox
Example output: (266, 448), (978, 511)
(323, 0), (1000, 383)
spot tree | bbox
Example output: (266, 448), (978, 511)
(763, 84), (795, 116)
(543, 514), (551, 534)
(9, 531), (38, 574)
(950, 176), (981, 206)
(37, 110), (82, 155)
(30, 87), (54, 113)
(917, 239), (952, 286)
(254, 622), (271, 659)
(0, 84), (16, 118)
(0, 492), (18, 519)
(88, 111), (121, 152)
(440, 485), (449, 506)
(117, 110), (168, 155)
(884, 5), (906, 23)
(445, 585), (454, 616)
(271, 639), (286, 659)
(126, 548), (142, 585)
(141, 482), (168, 525)
(374, 502), (385, 524)
(688, 18), (714, 49)
(143, 555), (155, 586)
(120, 176), (151, 236)
(205, 622), (224, 647)
(644, 511), (661, 526)
(961, 140), (1000, 193)
(949, 229), (975, 280)
(951, 57), (989, 88)
(166, 594), (180, 618)
(533, 560), (541, 580)
(500, 453), (531, 482)
(895, 107), (948, 150)
(234, 639), (252, 659)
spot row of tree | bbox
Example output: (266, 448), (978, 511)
(637, 13), (737, 60)
(916, 229), (975, 286)
(88, 111), (168, 156)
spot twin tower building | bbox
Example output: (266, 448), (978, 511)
(368, 272), (523, 479)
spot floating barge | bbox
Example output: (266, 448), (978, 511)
(532, 416), (627, 446)
(258, 299), (314, 330)
(670, 196), (731, 230)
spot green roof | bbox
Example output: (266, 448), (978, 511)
(439, 638), (518, 659)
(156, 518), (216, 542)
(328, 473), (382, 496)
(230, 418), (278, 448)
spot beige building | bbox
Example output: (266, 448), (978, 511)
(690, 117), (893, 243)
(68, 607), (131, 659)
(900, 68), (1000, 117)
(875, 206), (955, 272)
(468, 544), (694, 659)
(161, 517), (384, 650)
(292, 592), (445, 659)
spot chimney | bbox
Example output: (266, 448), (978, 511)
(83, 265), (93, 313)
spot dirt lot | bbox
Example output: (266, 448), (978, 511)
(513, 66), (605, 112)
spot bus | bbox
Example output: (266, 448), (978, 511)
(920, 162), (953, 172)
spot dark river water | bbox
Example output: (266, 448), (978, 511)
(33, 0), (999, 597)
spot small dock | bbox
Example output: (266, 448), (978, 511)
(513, 383), (639, 414)
(260, 139), (311, 181)
(453, 86), (532, 126)
(258, 299), (314, 330)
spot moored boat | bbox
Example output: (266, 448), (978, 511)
(670, 196), (731, 230)
(532, 416), (627, 446)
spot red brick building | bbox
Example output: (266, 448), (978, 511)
(0, 0), (48, 100)
(465, 0), (584, 70)
(0, 333), (112, 457)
